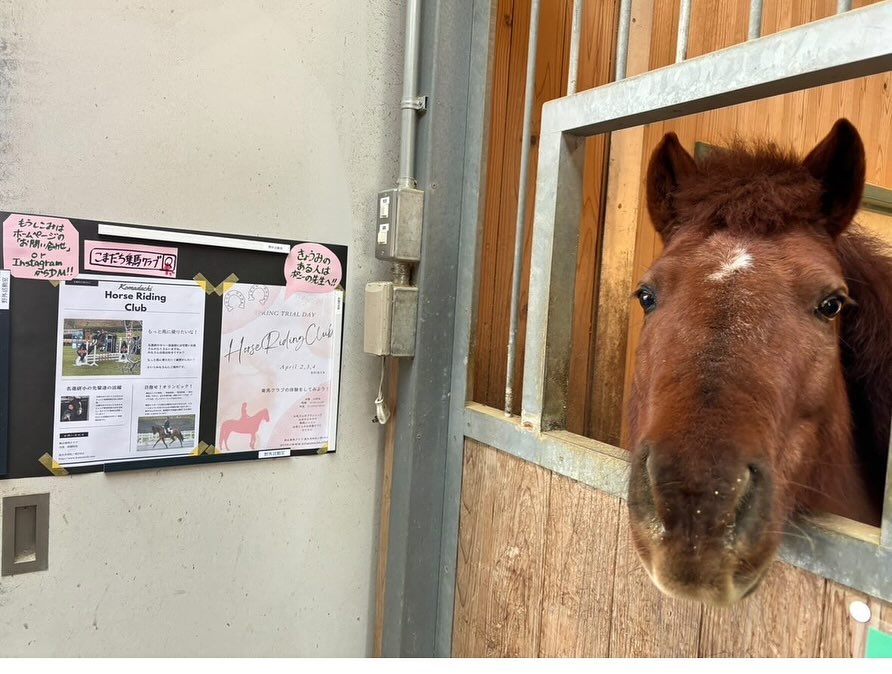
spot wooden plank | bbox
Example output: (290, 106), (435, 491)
(537, 474), (621, 657)
(585, 0), (654, 445)
(373, 357), (402, 657)
(699, 562), (825, 657)
(452, 440), (551, 657)
(818, 581), (891, 658)
(564, 0), (620, 434)
(609, 505), (703, 657)
(472, 0), (521, 408)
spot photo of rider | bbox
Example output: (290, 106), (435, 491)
(135, 414), (196, 450)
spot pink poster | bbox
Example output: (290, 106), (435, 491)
(84, 241), (178, 277)
(216, 283), (343, 454)
(2, 214), (79, 281)
(284, 243), (342, 296)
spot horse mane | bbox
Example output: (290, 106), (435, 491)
(675, 140), (823, 236)
(676, 138), (892, 508)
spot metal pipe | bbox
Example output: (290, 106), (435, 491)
(748, 0), (763, 40)
(505, 0), (541, 416)
(615, 0), (633, 80)
(399, 0), (423, 189)
(567, 0), (584, 94)
(676, 0), (692, 63)
(837, 0), (852, 13)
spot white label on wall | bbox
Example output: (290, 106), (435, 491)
(379, 196), (390, 219)
(259, 449), (290, 459)
(0, 270), (9, 310)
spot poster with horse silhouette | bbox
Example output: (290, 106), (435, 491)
(216, 283), (343, 454)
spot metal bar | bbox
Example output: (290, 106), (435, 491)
(464, 403), (892, 602)
(399, 0), (423, 189)
(567, 0), (584, 94)
(504, 0), (541, 416)
(519, 130), (585, 431)
(837, 0), (853, 13)
(615, 0), (633, 80)
(675, 0), (692, 62)
(541, 3), (892, 137)
(436, 0), (497, 657)
(748, 0), (763, 40)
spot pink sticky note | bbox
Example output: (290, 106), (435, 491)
(284, 243), (342, 298)
(84, 241), (178, 277)
(3, 214), (79, 281)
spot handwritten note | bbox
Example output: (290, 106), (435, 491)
(2, 214), (79, 281)
(284, 243), (342, 297)
(84, 241), (178, 277)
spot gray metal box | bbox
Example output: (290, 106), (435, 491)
(375, 187), (424, 263)
(363, 282), (418, 358)
(364, 281), (393, 356)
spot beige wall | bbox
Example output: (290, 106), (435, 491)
(0, 0), (403, 656)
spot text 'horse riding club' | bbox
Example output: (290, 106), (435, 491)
(626, 119), (892, 606)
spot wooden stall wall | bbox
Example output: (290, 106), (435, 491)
(453, 440), (892, 658)
(470, 0), (892, 446)
(472, 0), (619, 427)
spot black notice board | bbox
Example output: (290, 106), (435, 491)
(0, 212), (347, 478)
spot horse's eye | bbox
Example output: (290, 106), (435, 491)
(816, 295), (846, 320)
(637, 287), (657, 313)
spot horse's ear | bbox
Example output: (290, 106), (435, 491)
(802, 119), (865, 238)
(646, 132), (697, 242)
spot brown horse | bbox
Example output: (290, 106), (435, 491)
(626, 119), (892, 606)
(152, 424), (184, 448)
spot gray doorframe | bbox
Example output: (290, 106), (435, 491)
(379, 0), (495, 658)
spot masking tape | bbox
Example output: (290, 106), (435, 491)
(192, 441), (209, 456)
(192, 273), (213, 295)
(214, 273), (239, 296)
(38, 453), (69, 476)
(205, 444), (220, 455)
(317, 443), (330, 455)
(48, 280), (61, 287)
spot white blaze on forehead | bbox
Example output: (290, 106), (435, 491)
(707, 245), (754, 282)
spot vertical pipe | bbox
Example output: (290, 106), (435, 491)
(675, 0), (692, 63)
(615, 0), (633, 81)
(567, 0), (584, 95)
(399, 0), (423, 190)
(748, 0), (763, 40)
(505, 0), (542, 416)
(837, 0), (852, 13)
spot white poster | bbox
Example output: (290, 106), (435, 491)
(51, 275), (205, 466)
(216, 284), (342, 454)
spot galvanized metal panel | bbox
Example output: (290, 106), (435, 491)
(541, 3), (892, 138)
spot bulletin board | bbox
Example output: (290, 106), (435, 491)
(0, 211), (347, 479)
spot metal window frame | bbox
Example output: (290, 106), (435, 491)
(438, 2), (892, 655)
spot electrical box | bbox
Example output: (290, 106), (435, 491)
(376, 187), (424, 263)
(363, 282), (418, 357)
(364, 282), (393, 356)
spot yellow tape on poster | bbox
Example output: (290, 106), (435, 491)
(214, 273), (239, 296)
(192, 273), (213, 295)
(38, 453), (69, 476)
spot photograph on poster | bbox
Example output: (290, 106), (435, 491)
(51, 275), (205, 466)
(62, 318), (142, 376)
(136, 414), (196, 450)
(59, 396), (89, 422)
(216, 283), (343, 454)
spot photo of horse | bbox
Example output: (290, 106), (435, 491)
(61, 318), (142, 377)
(136, 414), (196, 450)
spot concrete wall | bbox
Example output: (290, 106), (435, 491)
(0, 0), (402, 656)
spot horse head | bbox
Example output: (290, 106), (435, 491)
(626, 119), (880, 606)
